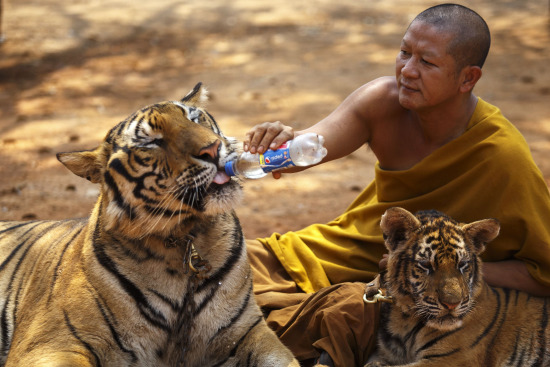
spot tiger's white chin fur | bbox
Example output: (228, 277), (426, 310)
(203, 179), (243, 216)
(426, 315), (463, 331)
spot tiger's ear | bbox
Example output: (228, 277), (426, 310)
(57, 149), (103, 184)
(462, 218), (500, 255)
(380, 207), (421, 252)
(181, 82), (208, 107)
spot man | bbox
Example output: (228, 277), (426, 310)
(244, 4), (550, 366)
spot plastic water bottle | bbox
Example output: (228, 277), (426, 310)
(225, 133), (328, 179)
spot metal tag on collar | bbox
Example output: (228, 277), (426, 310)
(364, 289), (394, 304)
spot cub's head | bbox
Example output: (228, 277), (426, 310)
(380, 207), (500, 330)
(57, 83), (241, 237)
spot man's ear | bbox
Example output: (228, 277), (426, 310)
(459, 65), (482, 93)
(57, 148), (103, 183)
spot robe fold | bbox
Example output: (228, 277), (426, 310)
(258, 98), (550, 293)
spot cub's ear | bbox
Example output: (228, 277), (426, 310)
(462, 218), (500, 255)
(181, 82), (208, 107)
(380, 207), (421, 252)
(57, 149), (103, 183)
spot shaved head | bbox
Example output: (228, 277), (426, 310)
(409, 4), (491, 71)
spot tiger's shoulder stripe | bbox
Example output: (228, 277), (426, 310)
(48, 224), (86, 303)
(417, 325), (464, 355)
(93, 295), (138, 363)
(63, 310), (102, 367)
(470, 286), (501, 348)
(196, 214), (244, 294)
(481, 289), (511, 366)
(212, 316), (263, 367)
(91, 215), (171, 331)
(209, 281), (254, 344)
(91, 235), (170, 331)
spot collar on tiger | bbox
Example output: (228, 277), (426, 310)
(363, 273), (394, 304)
(165, 233), (212, 280)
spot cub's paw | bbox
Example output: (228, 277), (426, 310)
(364, 362), (385, 367)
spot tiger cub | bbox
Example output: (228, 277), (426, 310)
(366, 207), (550, 367)
(0, 83), (299, 367)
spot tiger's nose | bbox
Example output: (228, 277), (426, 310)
(442, 301), (460, 310)
(197, 140), (221, 162)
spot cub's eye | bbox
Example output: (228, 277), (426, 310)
(417, 260), (433, 274)
(458, 260), (469, 273)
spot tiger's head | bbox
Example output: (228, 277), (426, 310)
(57, 83), (241, 238)
(380, 207), (500, 330)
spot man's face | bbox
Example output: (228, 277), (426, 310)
(395, 21), (462, 111)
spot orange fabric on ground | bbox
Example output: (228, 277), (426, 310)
(248, 239), (378, 367)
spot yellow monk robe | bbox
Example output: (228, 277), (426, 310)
(258, 98), (550, 294)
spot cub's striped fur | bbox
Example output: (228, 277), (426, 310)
(367, 207), (549, 367)
(0, 83), (299, 366)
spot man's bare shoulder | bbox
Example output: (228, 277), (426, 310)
(351, 77), (403, 124)
(360, 76), (398, 97)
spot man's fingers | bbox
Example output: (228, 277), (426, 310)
(244, 121), (294, 154)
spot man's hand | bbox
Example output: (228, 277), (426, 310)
(244, 121), (294, 154)
(243, 121), (294, 179)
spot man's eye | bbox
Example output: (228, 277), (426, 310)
(421, 59), (435, 66)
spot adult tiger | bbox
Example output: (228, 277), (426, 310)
(0, 83), (299, 367)
(365, 207), (550, 367)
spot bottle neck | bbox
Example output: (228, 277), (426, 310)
(224, 161), (237, 176)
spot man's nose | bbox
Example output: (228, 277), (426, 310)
(401, 57), (420, 78)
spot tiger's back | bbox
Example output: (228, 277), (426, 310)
(368, 208), (550, 367)
(0, 83), (298, 367)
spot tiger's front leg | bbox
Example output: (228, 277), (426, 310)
(234, 320), (300, 367)
(6, 350), (97, 367)
(364, 360), (464, 367)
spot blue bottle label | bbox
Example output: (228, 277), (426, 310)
(259, 143), (296, 173)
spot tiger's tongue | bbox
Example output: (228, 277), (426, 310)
(213, 171), (231, 184)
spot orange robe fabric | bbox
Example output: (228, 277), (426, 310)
(258, 98), (550, 293)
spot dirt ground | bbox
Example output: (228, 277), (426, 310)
(0, 0), (549, 239)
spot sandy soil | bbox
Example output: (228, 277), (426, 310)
(1, 0), (549, 239)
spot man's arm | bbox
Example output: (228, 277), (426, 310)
(483, 259), (550, 297)
(243, 77), (397, 161)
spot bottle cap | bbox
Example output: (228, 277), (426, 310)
(224, 161), (236, 176)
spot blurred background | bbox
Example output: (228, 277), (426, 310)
(0, 0), (549, 238)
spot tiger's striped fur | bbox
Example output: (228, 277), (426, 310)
(0, 83), (299, 367)
(366, 207), (550, 367)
